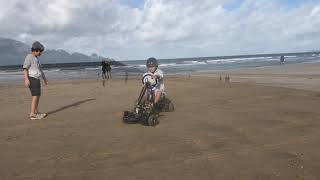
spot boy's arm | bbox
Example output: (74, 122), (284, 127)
(23, 56), (31, 87)
(23, 69), (30, 87)
(154, 70), (163, 80)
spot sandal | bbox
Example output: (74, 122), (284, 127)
(37, 112), (47, 118)
(30, 114), (45, 120)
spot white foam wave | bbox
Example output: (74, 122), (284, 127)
(159, 63), (177, 67)
(0, 71), (22, 75)
(206, 59), (235, 64)
(284, 55), (297, 58)
(85, 67), (100, 70)
(226, 56), (273, 61)
(43, 68), (61, 73)
(179, 61), (207, 65)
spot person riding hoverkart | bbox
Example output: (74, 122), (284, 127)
(122, 57), (174, 126)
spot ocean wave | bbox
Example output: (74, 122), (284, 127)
(181, 61), (207, 65)
(43, 68), (61, 73)
(159, 63), (177, 67)
(123, 65), (136, 68)
(85, 67), (100, 70)
(224, 56), (274, 61)
(206, 59), (236, 64)
(206, 56), (275, 64)
(0, 71), (22, 75)
(284, 55), (297, 58)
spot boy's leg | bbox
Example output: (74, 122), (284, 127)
(141, 90), (148, 104)
(154, 91), (162, 104)
(28, 77), (45, 119)
(35, 95), (40, 114)
(30, 96), (39, 116)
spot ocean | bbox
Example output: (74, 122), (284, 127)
(1, 53), (320, 83)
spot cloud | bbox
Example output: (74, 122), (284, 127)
(0, 0), (320, 60)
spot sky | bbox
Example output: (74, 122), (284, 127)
(0, 0), (320, 60)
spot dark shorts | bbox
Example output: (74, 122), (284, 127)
(29, 77), (41, 96)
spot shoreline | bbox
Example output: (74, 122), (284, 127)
(1, 60), (320, 85)
(2, 62), (320, 93)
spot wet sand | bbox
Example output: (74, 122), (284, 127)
(195, 63), (320, 92)
(0, 63), (320, 180)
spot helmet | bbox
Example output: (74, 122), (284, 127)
(146, 57), (158, 68)
(31, 41), (45, 52)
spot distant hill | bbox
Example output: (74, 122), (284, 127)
(0, 38), (107, 65)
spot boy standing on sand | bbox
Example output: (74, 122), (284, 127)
(23, 41), (48, 120)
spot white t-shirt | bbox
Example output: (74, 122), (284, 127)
(23, 54), (43, 79)
(143, 69), (165, 92)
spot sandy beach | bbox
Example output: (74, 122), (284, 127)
(195, 63), (320, 92)
(1, 63), (320, 180)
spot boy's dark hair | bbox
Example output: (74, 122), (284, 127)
(31, 41), (45, 52)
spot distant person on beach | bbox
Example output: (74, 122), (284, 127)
(23, 41), (48, 120)
(225, 75), (230, 86)
(106, 61), (112, 79)
(101, 60), (107, 79)
(280, 55), (285, 65)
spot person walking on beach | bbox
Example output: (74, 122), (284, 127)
(225, 75), (231, 87)
(106, 61), (112, 79)
(23, 41), (48, 120)
(101, 60), (107, 79)
(280, 55), (285, 65)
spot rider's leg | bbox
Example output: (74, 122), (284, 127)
(154, 90), (162, 105)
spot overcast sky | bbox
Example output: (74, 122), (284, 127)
(0, 0), (320, 60)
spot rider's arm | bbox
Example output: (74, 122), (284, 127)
(154, 70), (163, 80)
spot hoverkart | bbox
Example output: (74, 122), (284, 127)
(122, 73), (174, 126)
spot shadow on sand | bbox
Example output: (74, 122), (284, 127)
(47, 98), (96, 115)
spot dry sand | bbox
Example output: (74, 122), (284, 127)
(0, 63), (320, 180)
